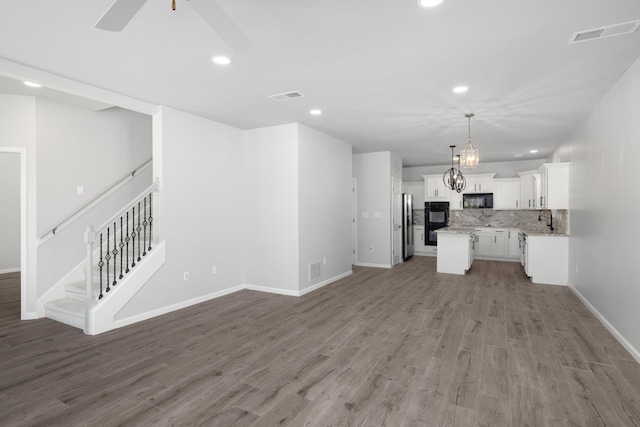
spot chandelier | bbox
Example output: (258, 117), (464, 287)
(460, 113), (479, 169)
(443, 145), (466, 193)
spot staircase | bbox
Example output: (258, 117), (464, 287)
(42, 184), (164, 335)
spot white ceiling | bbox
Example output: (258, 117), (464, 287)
(1, 0), (639, 166)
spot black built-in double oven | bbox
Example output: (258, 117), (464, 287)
(425, 202), (450, 246)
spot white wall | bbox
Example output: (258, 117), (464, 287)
(403, 159), (545, 182)
(297, 124), (352, 291)
(243, 123), (300, 293)
(116, 106), (245, 320)
(353, 152), (393, 267)
(0, 153), (20, 271)
(552, 55), (640, 355)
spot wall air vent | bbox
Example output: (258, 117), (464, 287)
(269, 91), (305, 102)
(569, 20), (640, 44)
(309, 261), (321, 282)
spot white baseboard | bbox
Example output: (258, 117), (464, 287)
(22, 311), (38, 320)
(114, 284), (245, 329)
(243, 284), (299, 297)
(354, 262), (392, 269)
(0, 268), (20, 274)
(299, 270), (353, 296)
(114, 270), (354, 329)
(569, 285), (640, 364)
(413, 252), (435, 257)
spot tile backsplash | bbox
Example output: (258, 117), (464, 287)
(449, 209), (568, 234)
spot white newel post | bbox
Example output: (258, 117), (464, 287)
(84, 226), (96, 334)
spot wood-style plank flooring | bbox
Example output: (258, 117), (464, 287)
(0, 272), (20, 329)
(1, 258), (639, 426)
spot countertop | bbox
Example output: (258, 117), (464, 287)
(435, 226), (569, 237)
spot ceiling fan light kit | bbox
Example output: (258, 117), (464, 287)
(95, 0), (253, 53)
(460, 113), (479, 169)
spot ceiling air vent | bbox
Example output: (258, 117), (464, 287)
(269, 91), (305, 102)
(569, 20), (640, 44)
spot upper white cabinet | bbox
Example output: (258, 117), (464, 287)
(450, 190), (463, 210)
(493, 178), (520, 210)
(517, 171), (541, 210)
(465, 173), (495, 193)
(403, 181), (425, 209)
(539, 163), (569, 210)
(423, 175), (450, 201)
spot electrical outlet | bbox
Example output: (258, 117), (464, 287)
(212, 265), (217, 275)
(77, 185), (84, 195)
(575, 265), (579, 273)
(183, 272), (190, 281)
(323, 257), (327, 265)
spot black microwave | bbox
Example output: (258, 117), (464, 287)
(463, 193), (493, 209)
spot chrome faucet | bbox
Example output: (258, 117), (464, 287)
(538, 209), (554, 231)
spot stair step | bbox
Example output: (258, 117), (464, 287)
(45, 299), (84, 329)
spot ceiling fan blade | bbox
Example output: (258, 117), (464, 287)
(188, 0), (253, 53)
(96, 0), (149, 32)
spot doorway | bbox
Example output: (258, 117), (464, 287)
(0, 148), (27, 323)
(0, 151), (23, 326)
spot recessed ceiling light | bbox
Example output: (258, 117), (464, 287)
(23, 81), (42, 88)
(417, 0), (446, 8)
(211, 56), (232, 65)
(529, 149), (538, 153)
(310, 109), (322, 116)
(452, 86), (468, 94)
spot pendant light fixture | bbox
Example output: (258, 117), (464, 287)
(443, 145), (466, 193)
(460, 113), (479, 169)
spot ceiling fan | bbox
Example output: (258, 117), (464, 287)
(95, 0), (253, 53)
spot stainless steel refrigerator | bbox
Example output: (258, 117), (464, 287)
(402, 193), (414, 260)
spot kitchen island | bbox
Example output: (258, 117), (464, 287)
(436, 226), (569, 285)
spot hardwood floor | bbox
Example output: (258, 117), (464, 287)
(0, 272), (20, 329)
(1, 258), (639, 426)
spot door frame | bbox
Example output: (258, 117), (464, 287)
(0, 147), (28, 319)
(352, 178), (357, 265)
(391, 177), (402, 266)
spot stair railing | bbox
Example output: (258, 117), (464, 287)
(39, 159), (152, 246)
(83, 180), (159, 334)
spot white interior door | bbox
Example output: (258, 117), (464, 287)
(392, 177), (402, 266)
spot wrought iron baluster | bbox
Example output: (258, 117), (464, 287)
(112, 222), (118, 287)
(105, 227), (111, 293)
(137, 202), (142, 262)
(148, 192), (153, 252)
(98, 233), (104, 299)
(131, 206), (136, 268)
(125, 212), (130, 274)
(142, 197), (148, 257)
(119, 217), (124, 279)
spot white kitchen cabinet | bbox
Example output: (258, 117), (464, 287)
(436, 231), (474, 275)
(538, 163), (569, 210)
(526, 234), (568, 285)
(493, 178), (520, 210)
(517, 171), (541, 210)
(403, 181), (425, 210)
(423, 175), (450, 201)
(413, 226), (426, 253)
(507, 229), (520, 258)
(465, 174), (495, 193)
(473, 228), (492, 257)
(492, 229), (507, 257)
(450, 190), (463, 210)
